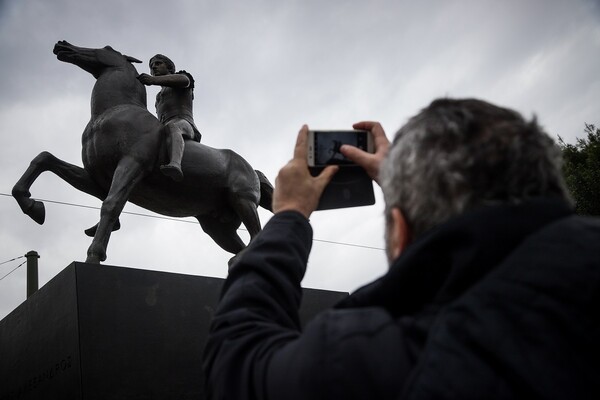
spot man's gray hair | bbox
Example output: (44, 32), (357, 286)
(149, 54), (176, 74)
(379, 98), (572, 238)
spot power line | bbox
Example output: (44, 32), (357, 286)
(0, 255), (25, 266)
(1, 192), (384, 251)
(1, 193), (192, 225)
(0, 260), (27, 282)
(312, 238), (383, 251)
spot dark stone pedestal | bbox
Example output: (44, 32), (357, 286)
(0, 263), (347, 399)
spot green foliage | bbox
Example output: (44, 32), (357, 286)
(558, 123), (600, 216)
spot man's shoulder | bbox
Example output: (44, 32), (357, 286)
(526, 213), (600, 253)
(403, 213), (600, 399)
(316, 307), (396, 335)
(176, 70), (195, 88)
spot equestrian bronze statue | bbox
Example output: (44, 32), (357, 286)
(12, 41), (273, 264)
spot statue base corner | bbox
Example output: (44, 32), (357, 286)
(0, 262), (347, 399)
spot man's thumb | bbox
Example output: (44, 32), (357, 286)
(316, 165), (338, 188)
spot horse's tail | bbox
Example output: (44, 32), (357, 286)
(255, 170), (273, 212)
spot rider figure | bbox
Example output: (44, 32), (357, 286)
(137, 54), (201, 181)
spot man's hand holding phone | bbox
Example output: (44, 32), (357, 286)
(273, 125), (338, 218)
(340, 121), (390, 185)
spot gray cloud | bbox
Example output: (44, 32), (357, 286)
(1, 0), (599, 319)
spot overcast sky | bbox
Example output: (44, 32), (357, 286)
(1, 0), (599, 320)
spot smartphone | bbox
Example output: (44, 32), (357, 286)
(307, 130), (374, 167)
(310, 166), (376, 210)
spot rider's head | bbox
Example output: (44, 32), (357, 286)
(149, 54), (176, 75)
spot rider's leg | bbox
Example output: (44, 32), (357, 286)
(160, 120), (191, 181)
(160, 130), (184, 181)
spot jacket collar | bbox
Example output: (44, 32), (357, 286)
(337, 198), (573, 316)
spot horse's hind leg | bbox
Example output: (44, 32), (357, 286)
(230, 196), (262, 240)
(196, 215), (245, 254)
(12, 151), (106, 224)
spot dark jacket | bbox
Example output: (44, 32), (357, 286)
(203, 198), (600, 399)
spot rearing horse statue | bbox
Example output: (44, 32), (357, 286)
(12, 41), (273, 264)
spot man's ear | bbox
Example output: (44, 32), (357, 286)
(388, 207), (411, 260)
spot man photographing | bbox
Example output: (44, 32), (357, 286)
(203, 98), (600, 399)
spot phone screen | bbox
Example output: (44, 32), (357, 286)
(313, 131), (370, 166)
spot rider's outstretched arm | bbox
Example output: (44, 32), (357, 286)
(137, 73), (190, 88)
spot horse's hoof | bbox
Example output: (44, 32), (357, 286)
(85, 255), (101, 264)
(227, 249), (246, 271)
(85, 252), (106, 264)
(227, 256), (238, 271)
(84, 226), (96, 237)
(27, 201), (46, 225)
(84, 219), (121, 237)
(13, 190), (46, 224)
(86, 247), (107, 263)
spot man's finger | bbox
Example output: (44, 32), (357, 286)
(353, 121), (386, 139)
(315, 165), (338, 189)
(340, 144), (369, 164)
(352, 121), (379, 131)
(293, 125), (309, 160)
(353, 121), (390, 151)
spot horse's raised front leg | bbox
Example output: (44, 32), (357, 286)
(86, 157), (146, 263)
(12, 151), (106, 224)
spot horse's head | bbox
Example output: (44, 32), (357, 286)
(54, 41), (149, 113)
(53, 40), (142, 79)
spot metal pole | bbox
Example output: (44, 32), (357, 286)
(26, 250), (39, 298)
